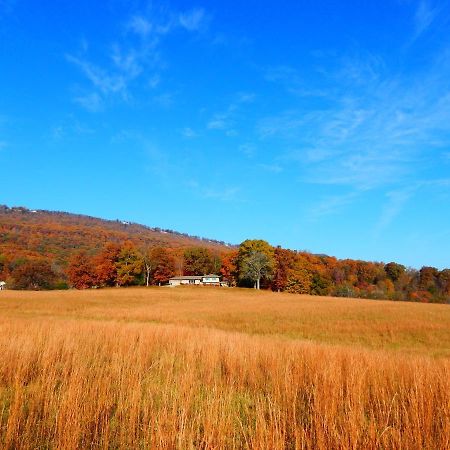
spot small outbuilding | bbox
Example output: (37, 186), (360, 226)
(0, 281), (6, 290)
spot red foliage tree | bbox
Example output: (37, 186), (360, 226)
(12, 260), (57, 290)
(419, 266), (439, 292)
(147, 247), (175, 285)
(220, 250), (238, 286)
(67, 251), (96, 289)
(93, 243), (121, 287)
(438, 269), (450, 297)
(272, 247), (297, 292)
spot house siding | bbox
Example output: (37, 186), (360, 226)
(168, 275), (221, 286)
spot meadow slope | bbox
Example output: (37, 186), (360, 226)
(0, 287), (449, 449)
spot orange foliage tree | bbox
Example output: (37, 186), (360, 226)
(67, 251), (96, 289)
(93, 243), (121, 287)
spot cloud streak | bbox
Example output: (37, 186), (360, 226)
(179, 8), (208, 32)
(67, 6), (210, 111)
(261, 49), (450, 192)
(206, 92), (255, 136)
(310, 192), (360, 220)
(259, 40), (450, 230)
(414, 1), (439, 39)
(373, 178), (450, 235)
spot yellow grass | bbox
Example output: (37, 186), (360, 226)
(0, 287), (449, 449)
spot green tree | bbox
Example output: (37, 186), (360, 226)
(210, 251), (222, 274)
(239, 251), (272, 289)
(310, 272), (332, 295)
(238, 240), (275, 289)
(116, 242), (143, 286)
(183, 247), (213, 275)
(384, 262), (406, 282)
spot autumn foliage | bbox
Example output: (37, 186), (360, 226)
(0, 205), (449, 303)
(67, 251), (97, 289)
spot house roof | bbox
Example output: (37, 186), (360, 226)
(169, 276), (203, 280)
(169, 274), (221, 280)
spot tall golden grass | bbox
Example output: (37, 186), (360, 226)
(0, 287), (449, 449)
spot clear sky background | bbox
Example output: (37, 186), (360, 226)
(1, 1), (449, 269)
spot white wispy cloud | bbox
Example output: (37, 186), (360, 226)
(265, 65), (326, 97)
(373, 187), (415, 236)
(310, 192), (360, 220)
(111, 129), (176, 180)
(67, 6), (211, 111)
(73, 92), (103, 112)
(258, 163), (283, 173)
(203, 186), (240, 201)
(181, 127), (198, 138)
(373, 178), (450, 235)
(206, 92), (255, 135)
(153, 92), (176, 108)
(127, 13), (173, 38)
(237, 92), (256, 103)
(260, 49), (450, 192)
(259, 44), (450, 226)
(49, 117), (95, 140)
(148, 74), (160, 89)
(207, 116), (228, 130)
(414, 1), (439, 38)
(239, 143), (256, 158)
(128, 15), (153, 37)
(186, 179), (241, 202)
(67, 53), (133, 102)
(179, 8), (208, 32)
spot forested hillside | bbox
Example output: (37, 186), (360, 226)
(0, 205), (449, 303)
(0, 205), (230, 260)
(0, 205), (231, 289)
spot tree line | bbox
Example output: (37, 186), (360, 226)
(0, 239), (449, 303)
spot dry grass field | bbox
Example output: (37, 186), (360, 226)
(0, 287), (449, 449)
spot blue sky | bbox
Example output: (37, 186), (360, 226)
(1, 1), (450, 269)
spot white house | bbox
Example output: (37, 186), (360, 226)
(0, 281), (6, 290)
(201, 274), (221, 285)
(168, 274), (223, 286)
(169, 276), (202, 286)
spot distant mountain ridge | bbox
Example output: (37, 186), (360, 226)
(0, 205), (233, 263)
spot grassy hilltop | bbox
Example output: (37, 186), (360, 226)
(0, 287), (449, 449)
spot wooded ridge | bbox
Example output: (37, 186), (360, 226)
(0, 205), (448, 303)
